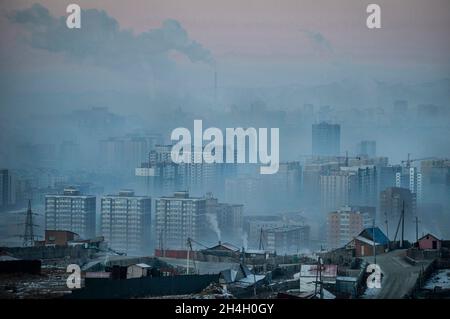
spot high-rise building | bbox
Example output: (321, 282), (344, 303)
(320, 170), (357, 212)
(217, 203), (243, 243)
(378, 164), (422, 202)
(244, 216), (285, 249)
(395, 166), (422, 202)
(180, 151), (219, 194)
(224, 175), (261, 210)
(45, 187), (96, 239)
(420, 159), (450, 207)
(155, 191), (207, 250)
(101, 190), (151, 255)
(341, 165), (378, 207)
(312, 122), (341, 157)
(244, 215), (309, 252)
(224, 162), (302, 212)
(357, 140), (376, 158)
(101, 134), (161, 174)
(379, 165), (402, 194)
(203, 192), (244, 244)
(138, 145), (235, 197)
(302, 162), (339, 208)
(264, 162), (302, 207)
(327, 205), (372, 249)
(379, 187), (416, 240)
(0, 169), (16, 209)
(264, 225), (310, 254)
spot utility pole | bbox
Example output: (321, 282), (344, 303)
(298, 264), (302, 293)
(415, 216), (420, 248)
(314, 260), (319, 296)
(384, 211), (389, 240)
(319, 257), (323, 299)
(253, 262), (257, 297)
(314, 257), (324, 298)
(401, 201), (405, 249)
(186, 238), (190, 275)
(372, 219), (376, 265)
(385, 214), (390, 250)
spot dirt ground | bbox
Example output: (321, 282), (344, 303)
(0, 267), (72, 299)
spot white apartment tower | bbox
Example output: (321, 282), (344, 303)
(45, 187), (96, 239)
(155, 191), (207, 250)
(101, 190), (151, 255)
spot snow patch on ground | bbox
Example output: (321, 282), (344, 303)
(424, 269), (450, 290)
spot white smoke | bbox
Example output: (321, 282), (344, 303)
(206, 213), (221, 241)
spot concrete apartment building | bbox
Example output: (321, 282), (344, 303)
(312, 122), (341, 157)
(327, 205), (372, 249)
(379, 187), (417, 240)
(101, 190), (152, 255)
(45, 187), (96, 239)
(264, 225), (310, 254)
(155, 191), (207, 250)
(204, 193), (244, 244)
(320, 170), (357, 213)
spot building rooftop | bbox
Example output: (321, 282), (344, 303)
(266, 225), (309, 233)
(134, 263), (152, 268)
(358, 227), (389, 245)
(418, 233), (440, 242)
(103, 190), (150, 199)
(158, 191), (204, 200)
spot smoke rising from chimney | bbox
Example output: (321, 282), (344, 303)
(206, 213), (221, 242)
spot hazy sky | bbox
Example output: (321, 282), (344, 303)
(1, 0), (450, 91)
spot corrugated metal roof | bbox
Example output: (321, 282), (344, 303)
(359, 227), (389, 245)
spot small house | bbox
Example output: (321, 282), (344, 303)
(418, 233), (441, 250)
(126, 263), (151, 279)
(346, 227), (389, 257)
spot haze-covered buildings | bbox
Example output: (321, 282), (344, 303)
(357, 140), (376, 158)
(155, 191), (207, 250)
(312, 122), (341, 157)
(327, 205), (372, 249)
(379, 187), (416, 239)
(420, 159), (450, 207)
(0, 169), (16, 210)
(264, 225), (310, 254)
(100, 190), (151, 255)
(45, 187), (96, 239)
(204, 193), (243, 245)
(320, 170), (356, 213)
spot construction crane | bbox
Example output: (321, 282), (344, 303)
(401, 153), (436, 169)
